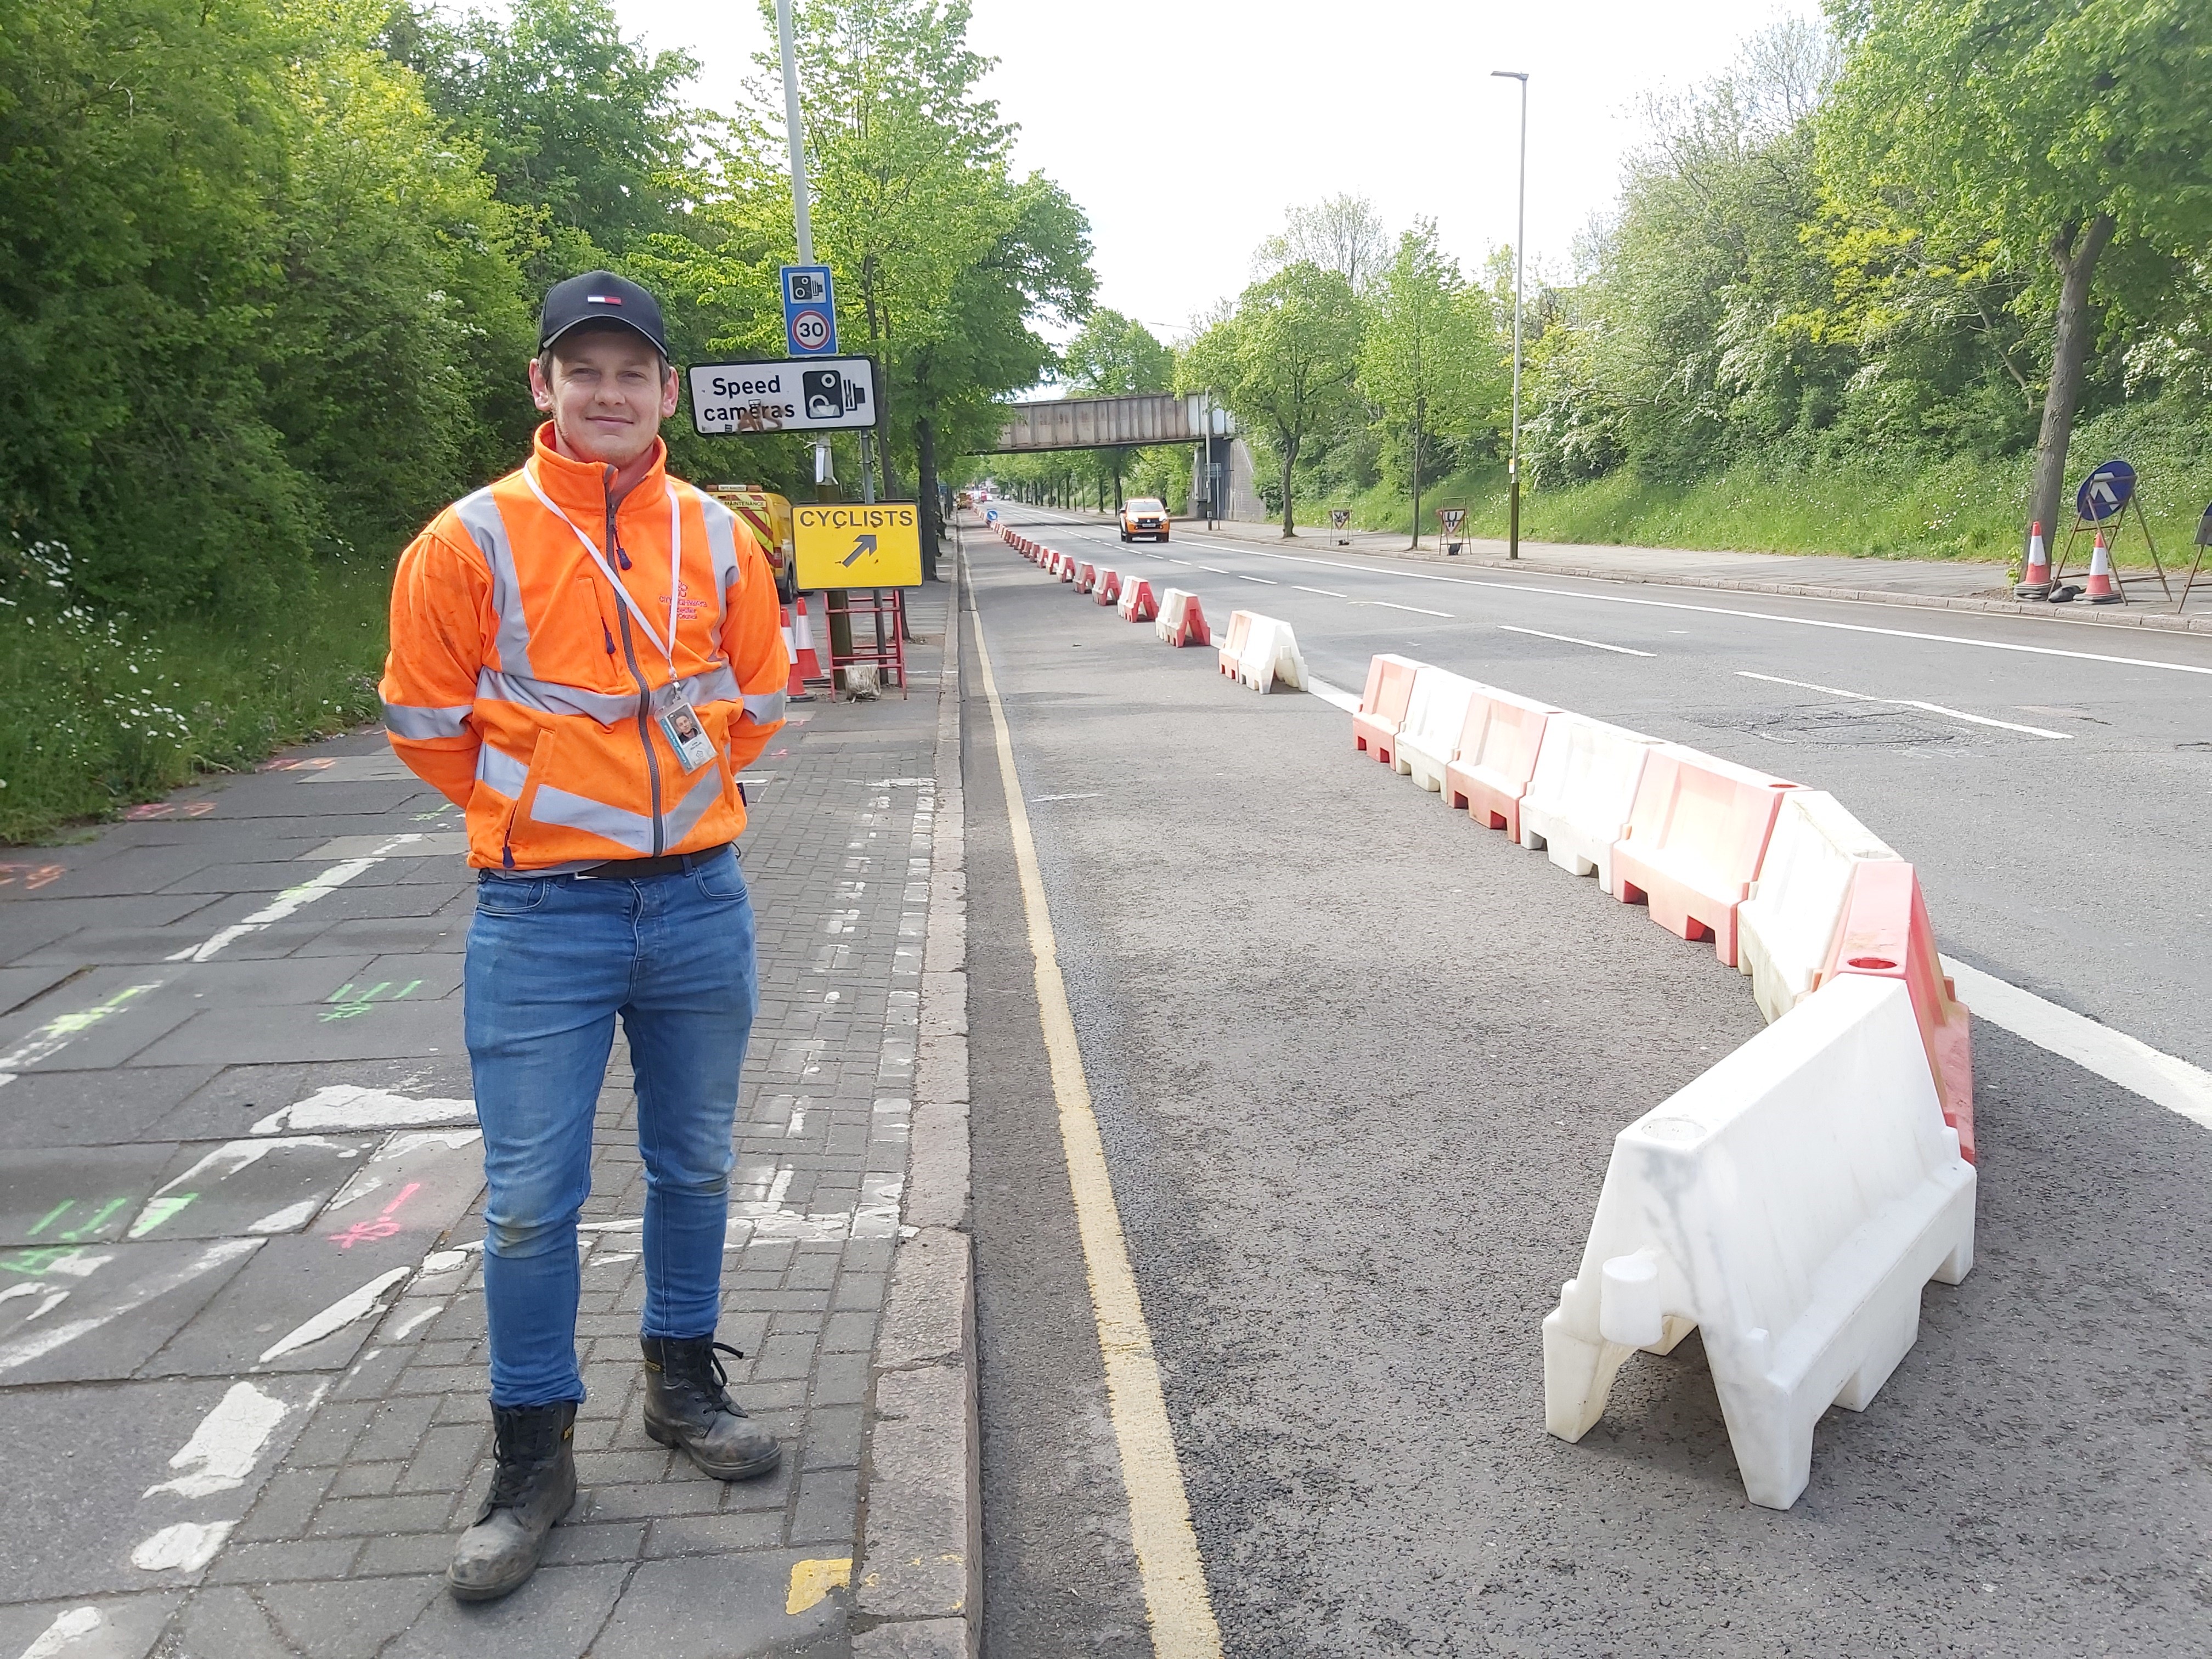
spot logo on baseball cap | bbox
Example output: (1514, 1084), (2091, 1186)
(538, 270), (669, 358)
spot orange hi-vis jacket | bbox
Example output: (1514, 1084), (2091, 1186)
(380, 426), (790, 871)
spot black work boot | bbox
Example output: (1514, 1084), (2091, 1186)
(641, 1336), (781, 1480)
(445, 1401), (577, 1602)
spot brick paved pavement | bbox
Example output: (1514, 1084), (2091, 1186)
(0, 586), (964, 1658)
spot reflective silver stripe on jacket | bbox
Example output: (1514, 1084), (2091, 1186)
(475, 744), (531, 797)
(476, 668), (636, 726)
(663, 764), (726, 848)
(698, 491), (743, 600)
(382, 701), (471, 741)
(741, 691), (787, 725)
(453, 487), (534, 678)
(529, 784), (656, 855)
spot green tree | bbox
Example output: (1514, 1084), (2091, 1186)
(1821, 0), (2212, 539)
(1361, 224), (1486, 544)
(1187, 263), (1365, 536)
(1253, 194), (1388, 291)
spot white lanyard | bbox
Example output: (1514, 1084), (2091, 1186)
(524, 465), (685, 673)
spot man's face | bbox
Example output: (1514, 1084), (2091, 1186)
(529, 326), (679, 467)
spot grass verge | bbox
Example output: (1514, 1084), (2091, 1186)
(1, 560), (391, 844)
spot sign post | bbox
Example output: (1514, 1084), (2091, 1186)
(1437, 506), (1468, 556)
(1329, 509), (1351, 546)
(780, 265), (838, 357)
(2051, 458), (2172, 605)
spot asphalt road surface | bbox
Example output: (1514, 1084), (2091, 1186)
(959, 514), (2212, 1657)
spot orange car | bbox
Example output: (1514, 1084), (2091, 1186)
(1118, 497), (1170, 543)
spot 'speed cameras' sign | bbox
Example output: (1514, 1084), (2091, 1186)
(687, 357), (878, 435)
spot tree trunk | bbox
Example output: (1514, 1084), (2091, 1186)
(2030, 214), (2115, 543)
(1279, 435), (1299, 537)
(916, 415), (941, 582)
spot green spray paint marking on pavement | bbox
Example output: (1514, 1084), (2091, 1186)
(319, 979), (422, 1022)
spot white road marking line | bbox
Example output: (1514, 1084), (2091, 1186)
(1942, 958), (2212, 1133)
(20, 1607), (103, 1658)
(1305, 676), (1361, 713)
(1500, 624), (1656, 658)
(1293, 585), (1346, 598)
(168, 833), (424, 963)
(1173, 541), (2212, 677)
(1197, 564), (1228, 573)
(257, 1265), (411, 1363)
(1233, 573), (1278, 584)
(1371, 600), (1452, 618)
(0, 1239), (259, 1375)
(145, 1381), (291, 1498)
(130, 1520), (233, 1573)
(251, 1085), (476, 1135)
(1737, 671), (2070, 739)
(966, 554), (1225, 1656)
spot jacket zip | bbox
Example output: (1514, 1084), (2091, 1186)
(604, 467), (665, 855)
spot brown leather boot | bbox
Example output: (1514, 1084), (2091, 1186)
(640, 1336), (781, 1480)
(445, 1401), (577, 1601)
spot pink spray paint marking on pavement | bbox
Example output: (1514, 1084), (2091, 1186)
(328, 1182), (422, 1250)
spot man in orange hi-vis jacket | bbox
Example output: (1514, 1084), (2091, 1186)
(380, 272), (791, 1602)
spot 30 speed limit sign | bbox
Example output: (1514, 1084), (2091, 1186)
(789, 308), (831, 352)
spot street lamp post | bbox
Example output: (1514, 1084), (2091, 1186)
(1491, 70), (1528, 560)
(775, 0), (836, 503)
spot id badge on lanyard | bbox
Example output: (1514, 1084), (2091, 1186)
(526, 470), (715, 774)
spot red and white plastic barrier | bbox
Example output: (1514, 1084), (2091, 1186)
(1395, 667), (1486, 795)
(1075, 561), (1097, 594)
(1227, 613), (1307, 693)
(1155, 588), (1209, 647)
(1518, 714), (1666, 894)
(1738, 791), (1898, 1025)
(1821, 859), (1976, 1162)
(1444, 687), (1558, 840)
(1352, 654), (1421, 768)
(1543, 973), (1974, 1510)
(1610, 747), (1798, 967)
(1215, 611), (1253, 678)
(1094, 568), (1122, 605)
(1118, 578), (1158, 622)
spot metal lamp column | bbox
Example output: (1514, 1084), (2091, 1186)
(1491, 69), (1528, 560)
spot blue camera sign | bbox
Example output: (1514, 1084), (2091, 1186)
(781, 265), (838, 357)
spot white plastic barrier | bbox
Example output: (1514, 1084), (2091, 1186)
(1234, 614), (1308, 692)
(1393, 668), (1484, 793)
(1542, 974), (1974, 1510)
(1738, 790), (1900, 1024)
(1517, 713), (1664, 892)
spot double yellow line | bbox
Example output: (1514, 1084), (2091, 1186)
(961, 550), (1225, 1657)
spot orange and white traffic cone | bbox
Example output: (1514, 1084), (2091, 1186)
(780, 606), (813, 701)
(2015, 521), (2051, 599)
(794, 595), (828, 680)
(2084, 532), (2120, 604)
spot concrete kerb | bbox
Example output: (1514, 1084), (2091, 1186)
(850, 535), (979, 1657)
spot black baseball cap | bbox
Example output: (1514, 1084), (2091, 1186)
(538, 270), (668, 358)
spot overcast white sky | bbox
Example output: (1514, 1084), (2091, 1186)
(611, 0), (1816, 342)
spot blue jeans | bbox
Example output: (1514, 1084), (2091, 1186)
(464, 849), (757, 1407)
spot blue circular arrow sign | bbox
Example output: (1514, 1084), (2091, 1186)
(2076, 458), (2136, 522)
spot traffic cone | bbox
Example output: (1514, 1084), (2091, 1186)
(793, 594), (828, 680)
(780, 606), (812, 701)
(2015, 521), (2050, 599)
(2084, 532), (2120, 603)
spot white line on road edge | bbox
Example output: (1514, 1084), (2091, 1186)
(1942, 957), (2212, 1134)
(1500, 624), (1656, 658)
(966, 563), (1225, 1656)
(1305, 676), (1361, 714)
(1371, 600), (1453, 618)
(1233, 573), (1278, 584)
(1293, 585), (1346, 598)
(1738, 671), (2070, 740)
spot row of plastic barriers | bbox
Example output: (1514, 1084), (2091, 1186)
(995, 523), (1311, 692)
(1355, 652), (1978, 1510)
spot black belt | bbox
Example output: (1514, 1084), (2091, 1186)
(576, 843), (731, 880)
